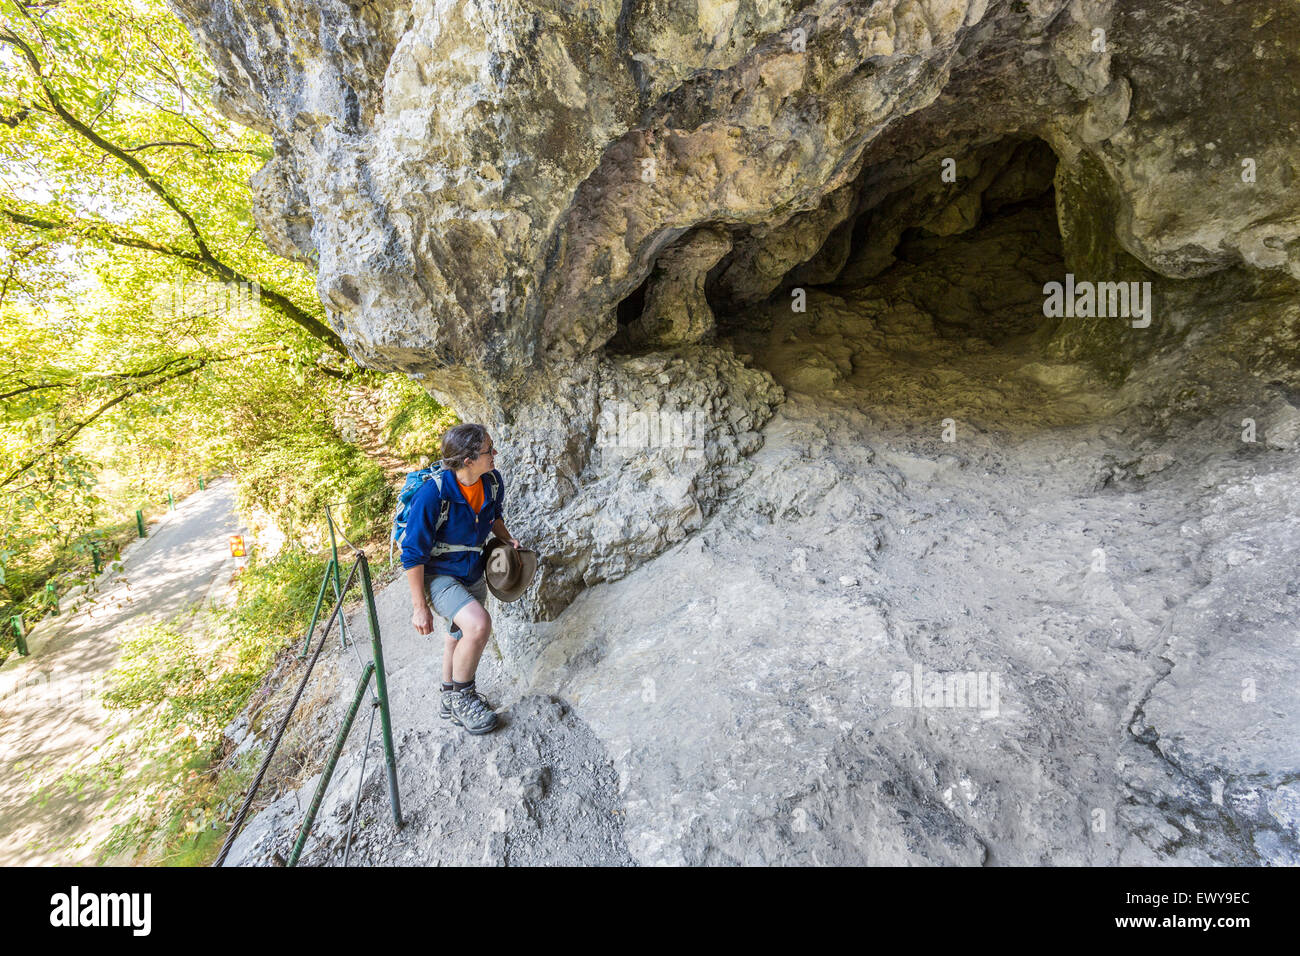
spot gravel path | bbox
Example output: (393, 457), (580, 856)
(0, 479), (242, 865)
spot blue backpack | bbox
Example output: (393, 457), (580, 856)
(390, 465), (501, 563)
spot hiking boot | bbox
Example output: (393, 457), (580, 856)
(445, 686), (499, 735)
(440, 682), (493, 720)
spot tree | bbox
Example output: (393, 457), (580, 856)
(0, 0), (374, 625)
(0, 0), (355, 491)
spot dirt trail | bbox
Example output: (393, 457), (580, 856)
(0, 480), (242, 865)
(336, 386), (411, 484)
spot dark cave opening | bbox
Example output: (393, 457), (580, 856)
(605, 135), (1071, 366)
(851, 184), (1063, 346)
(716, 135), (1066, 349)
(615, 273), (652, 332)
(694, 135), (1101, 428)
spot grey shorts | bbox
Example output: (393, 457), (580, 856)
(426, 573), (488, 640)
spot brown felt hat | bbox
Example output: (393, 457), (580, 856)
(483, 538), (538, 603)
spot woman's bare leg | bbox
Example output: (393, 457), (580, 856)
(450, 599), (491, 683)
(441, 634), (457, 683)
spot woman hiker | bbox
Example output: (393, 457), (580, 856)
(402, 423), (521, 735)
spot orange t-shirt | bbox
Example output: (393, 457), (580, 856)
(457, 477), (485, 513)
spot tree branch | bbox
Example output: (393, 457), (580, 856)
(0, 379), (70, 401)
(94, 354), (194, 381)
(0, 205), (345, 356)
(3, 363), (203, 487)
(122, 140), (260, 156)
(2, 204), (204, 262)
(127, 90), (219, 150)
(0, 27), (348, 356)
(0, 238), (47, 309)
(1, 345), (285, 488)
(0, 28), (214, 258)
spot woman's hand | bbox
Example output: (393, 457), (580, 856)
(412, 603), (434, 635)
(508, 537), (521, 550)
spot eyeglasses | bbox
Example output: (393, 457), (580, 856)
(475, 445), (498, 458)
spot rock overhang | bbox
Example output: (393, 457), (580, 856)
(169, 0), (1300, 617)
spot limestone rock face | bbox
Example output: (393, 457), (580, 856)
(177, 0), (1300, 865)
(171, 0), (1300, 618)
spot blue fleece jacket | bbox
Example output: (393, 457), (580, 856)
(400, 468), (504, 584)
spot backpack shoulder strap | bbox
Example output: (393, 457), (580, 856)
(426, 468), (446, 526)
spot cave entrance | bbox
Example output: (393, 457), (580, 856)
(709, 137), (1102, 430)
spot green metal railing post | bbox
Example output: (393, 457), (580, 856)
(11, 615), (27, 656)
(91, 543), (101, 574)
(199, 477), (206, 490)
(287, 660), (375, 866)
(167, 491), (175, 511)
(223, 544), (404, 866)
(136, 510), (146, 537)
(326, 508), (350, 649)
(45, 582), (58, 616)
(358, 553), (402, 826)
(213, 558), (362, 867)
(299, 558), (336, 658)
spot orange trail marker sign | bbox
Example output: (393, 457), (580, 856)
(229, 535), (246, 557)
